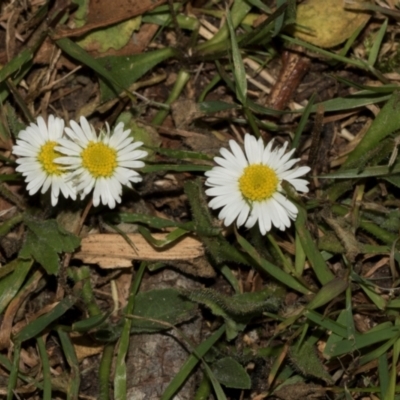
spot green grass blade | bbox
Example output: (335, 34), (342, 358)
(292, 93), (315, 150)
(150, 146), (214, 161)
(152, 69), (190, 125)
(58, 329), (80, 400)
(138, 226), (190, 248)
(368, 19), (388, 67)
(141, 163), (211, 173)
(196, 0), (252, 54)
(202, 361), (228, 400)
(226, 5), (247, 105)
(55, 37), (127, 95)
(359, 337), (395, 366)
(305, 310), (347, 338)
(306, 278), (348, 310)
(7, 341), (21, 400)
(280, 33), (369, 70)
(0, 259), (33, 314)
(379, 351), (390, 398)
(99, 343), (115, 400)
(116, 212), (194, 231)
(295, 207), (335, 285)
(310, 91), (392, 113)
(160, 325), (225, 400)
(114, 262), (147, 400)
(15, 296), (76, 342)
(235, 231), (310, 294)
(386, 317), (400, 400)
(37, 336), (52, 400)
(343, 91), (400, 168)
(326, 326), (400, 358)
(294, 232), (306, 276)
(319, 162), (400, 179)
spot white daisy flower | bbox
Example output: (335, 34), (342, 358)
(56, 117), (147, 209)
(12, 115), (76, 206)
(205, 134), (311, 235)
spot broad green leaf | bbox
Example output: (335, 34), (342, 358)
(116, 112), (161, 160)
(184, 287), (280, 317)
(19, 216), (80, 275)
(183, 288), (280, 340)
(97, 48), (178, 102)
(290, 342), (333, 384)
(77, 17), (141, 53)
(212, 357), (251, 389)
(307, 278), (348, 310)
(127, 288), (197, 333)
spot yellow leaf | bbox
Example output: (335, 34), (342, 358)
(293, 0), (370, 48)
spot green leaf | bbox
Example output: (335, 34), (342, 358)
(368, 19), (388, 67)
(97, 48), (177, 102)
(57, 329), (80, 399)
(184, 179), (250, 266)
(290, 342), (333, 384)
(212, 357), (251, 389)
(127, 288), (197, 333)
(72, 313), (110, 332)
(183, 287), (280, 340)
(295, 207), (335, 285)
(307, 278), (348, 310)
(15, 296), (76, 343)
(343, 91), (400, 168)
(161, 325), (225, 400)
(19, 216), (81, 275)
(0, 259), (33, 314)
(226, 5), (247, 105)
(138, 226), (190, 248)
(236, 231), (310, 295)
(196, 0), (252, 55)
(77, 17), (141, 53)
(117, 212), (194, 230)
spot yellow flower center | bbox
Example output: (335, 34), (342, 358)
(38, 141), (64, 176)
(239, 164), (279, 202)
(81, 142), (117, 178)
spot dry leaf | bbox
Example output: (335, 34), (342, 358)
(293, 0), (370, 48)
(74, 233), (203, 266)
